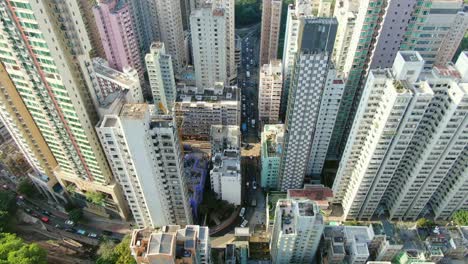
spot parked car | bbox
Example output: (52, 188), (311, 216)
(40, 216), (50, 223)
(54, 224), (62, 229)
(65, 220), (75, 226)
(65, 228), (76, 233)
(252, 182), (257, 190)
(239, 207), (246, 218)
(88, 233), (98, 238)
(31, 212), (39, 218)
(24, 208), (31, 213)
(76, 229), (87, 236)
(101, 230), (113, 236)
(240, 219), (249, 228)
(41, 210), (51, 216)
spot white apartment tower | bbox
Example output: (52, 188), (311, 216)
(270, 199), (324, 264)
(0, 0), (130, 218)
(153, 0), (187, 74)
(279, 18), (337, 191)
(146, 42), (177, 113)
(333, 51), (468, 221)
(259, 0), (283, 66)
(190, 5), (228, 88)
(307, 69), (345, 178)
(210, 125), (242, 205)
(332, 0), (358, 73)
(259, 60), (283, 124)
(97, 104), (193, 227)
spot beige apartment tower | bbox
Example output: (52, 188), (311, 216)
(260, 0), (283, 66)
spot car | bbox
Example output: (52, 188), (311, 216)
(2, 184), (8, 189)
(239, 207), (246, 218)
(252, 182), (257, 190)
(76, 229), (87, 236)
(88, 233), (98, 238)
(101, 230), (113, 236)
(54, 224), (62, 229)
(65, 228), (76, 233)
(40, 216), (50, 223)
(240, 219), (249, 228)
(24, 208), (31, 213)
(31, 212), (39, 218)
(42, 210), (51, 216)
(65, 220), (75, 226)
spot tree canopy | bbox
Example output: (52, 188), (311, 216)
(416, 218), (435, 228)
(235, 0), (261, 28)
(17, 180), (35, 198)
(96, 235), (136, 264)
(0, 233), (47, 264)
(0, 190), (17, 232)
(452, 210), (468, 226)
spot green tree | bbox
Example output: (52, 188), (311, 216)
(85, 191), (105, 205)
(0, 190), (17, 232)
(416, 218), (435, 228)
(17, 179), (35, 198)
(452, 210), (468, 226)
(96, 235), (135, 264)
(235, 0), (262, 27)
(0, 233), (47, 264)
(68, 208), (83, 223)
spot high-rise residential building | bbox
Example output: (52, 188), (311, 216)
(332, 0), (358, 73)
(153, 0), (186, 74)
(78, 0), (106, 59)
(91, 58), (143, 105)
(280, 1), (312, 118)
(93, 0), (144, 82)
(401, 0), (467, 68)
(175, 84), (240, 140)
(261, 124), (284, 190)
(307, 69), (345, 179)
(318, 0), (334, 17)
(210, 125), (241, 205)
(279, 18), (337, 191)
(333, 51), (468, 221)
(181, 0), (195, 30)
(96, 104), (193, 227)
(270, 199), (324, 264)
(0, 0), (129, 218)
(0, 63), (65, 204)
(435, 7), (468, 66)
(126, 0), (160, 55)
(259, 60), (283, 124)
(328, 0), (416, 160)
(190, 5), (228, 88)
(146, 42), (177, 112)
(259, 0), (283, 66)
(130, 225), (211, 264)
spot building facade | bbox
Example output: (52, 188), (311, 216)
(131, 225), (210, 264)
(93, 0), (144, 81)
(259, 60), (283, 124)
(210, 125), (241, 205)
(154, 0), (186, 74)
(175, 84), (240, 140)
(270, 199), (324, 264)
(279, 18), (337, 191)
(190, 5), (228, 88)
(259, 0), (283, 66)
(146, 42), (177, 112)
(261, 124), (284, 190)
(333, 51), (468, 221)
(0, 0), (129, 218)
(97, 104), (193, 227)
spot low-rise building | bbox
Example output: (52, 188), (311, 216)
(260, 124), (284, 190)
(258, 60), (282, 124)
(287, 184), (334, 210)
(175, 83), (240, 140)
(130, 225), (210, 264)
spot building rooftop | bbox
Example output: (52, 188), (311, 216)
(262, 124), (284, 158)
(400, 51), (423, 63)
(177, 83), (240, 102)
(212, 151), (240, 177)
(119, 103), (148, 119)
(93, 58), (137, 87)
(148, 233), (174, 255)
(103, 117), (117, 128)
(287, 184), (333, 209)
